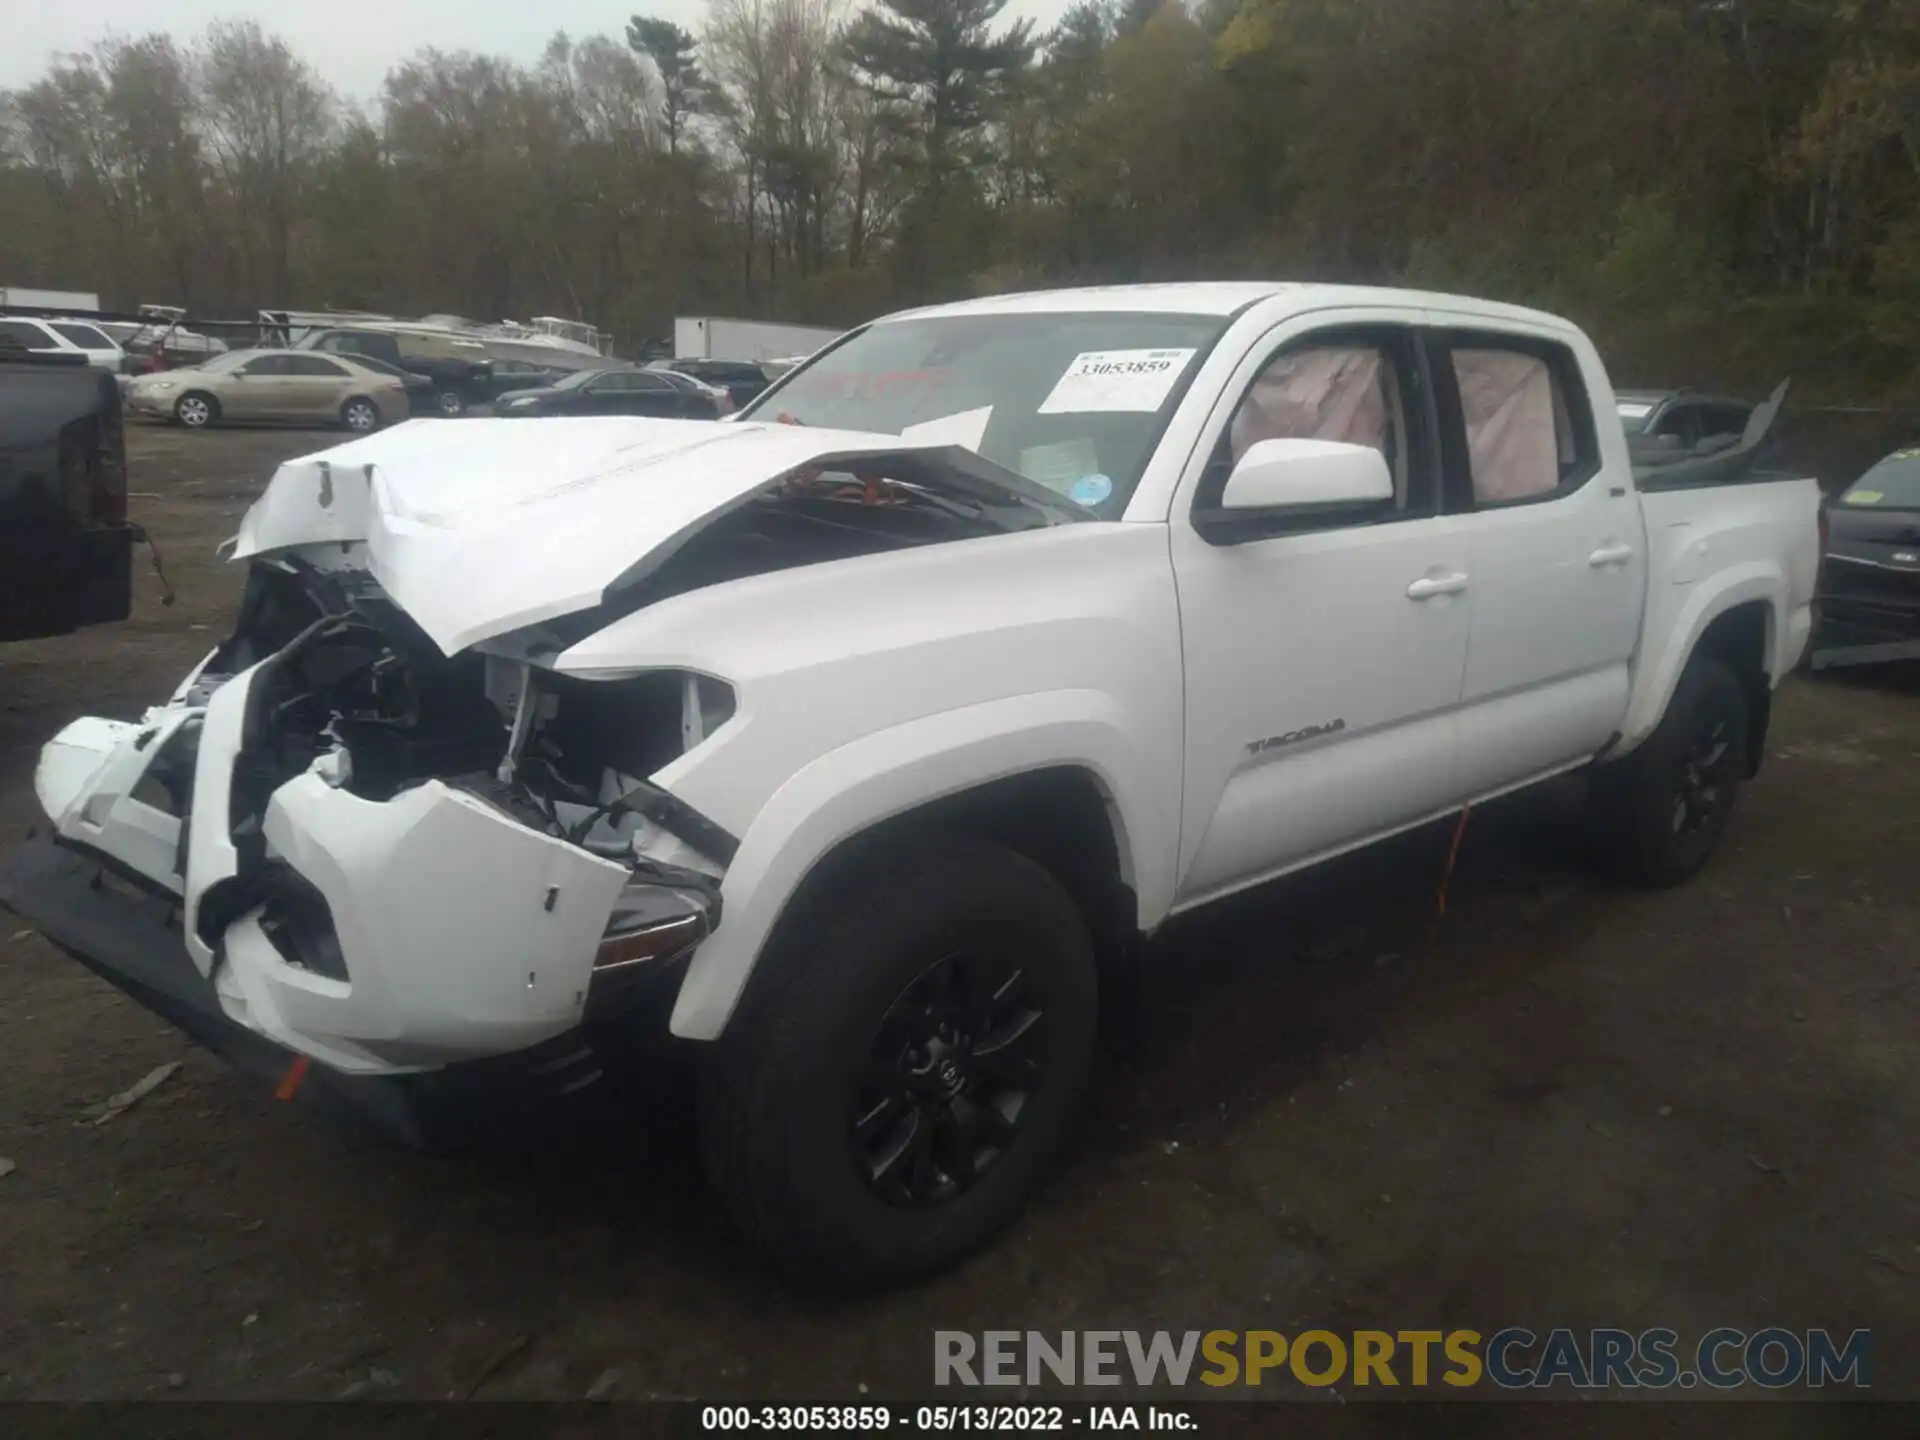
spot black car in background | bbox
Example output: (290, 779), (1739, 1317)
(492, 365), (726, 420)
(299, 327), (494, 417)
(1813, 448), (1920, 670)
(657, 358), (773, 411)
(488, 358), (571, 398)
(333, 351), (435, 415)
(1, 345), (131, 641)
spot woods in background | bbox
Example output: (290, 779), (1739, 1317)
(3, 0), (1918, 401)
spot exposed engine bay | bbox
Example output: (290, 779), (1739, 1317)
(210, 441), (1065, 869)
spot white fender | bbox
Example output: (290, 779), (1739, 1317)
(668, 689), (1167, 1041)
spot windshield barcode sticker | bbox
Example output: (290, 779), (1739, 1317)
(1038, 348), (1198, 414)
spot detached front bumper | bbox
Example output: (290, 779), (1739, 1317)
(18, 657), (712, 1083)
(0, 834), (685, 1146)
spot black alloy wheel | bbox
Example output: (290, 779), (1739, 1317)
(854, 950), (1045, 1208)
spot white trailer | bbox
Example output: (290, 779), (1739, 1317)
(674, 316), (842, 363)
(1, 287), (101, 313)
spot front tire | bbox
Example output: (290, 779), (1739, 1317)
(174, 392), (218, 429)
(700, 834), (1099, 1288)
(435, 388), (466, 418)
(341, 397), (380, 433)
(1588, 654), (1750, 887)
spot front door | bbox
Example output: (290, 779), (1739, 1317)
(224, 354), (287, 418)
(1169, 316), (1473, 908)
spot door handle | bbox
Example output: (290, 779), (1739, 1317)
(1589, 543), (1635, 568)
(1406, 572), (1470, 600)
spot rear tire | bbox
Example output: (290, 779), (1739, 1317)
(700, 834), (1099, 1289)
(1587, 654), (1749, 887)
(174, 392), (218, 429)
(341, 397), (380, 433)
(435, 388), (466, 418)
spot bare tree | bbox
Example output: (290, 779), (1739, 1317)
(200, 20), (335, 303)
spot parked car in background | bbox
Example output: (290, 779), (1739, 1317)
(1812, 447), (1920, 670)
(0, 316), (131, 375)
(124, 348), (409, 432)
(488, 357), (571, 399)
(655, 367), (734, 410)
(297, 326), (495, 417)
(1617, 388), (1754, 452)
(0, 343), (131, 641)
(493, 365), (726, 419)
(655, 357), (773, 411)
(330, 351), (436, 415)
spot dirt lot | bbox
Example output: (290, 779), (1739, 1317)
(1, 421), (1916, 1403)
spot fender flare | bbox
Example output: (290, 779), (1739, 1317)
(1617, 562), (1786, 755)
(667, 689), (1169, 1041)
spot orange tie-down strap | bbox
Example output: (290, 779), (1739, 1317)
(274, 1054), (311, 1102)
(1437, 804), (1473, 917)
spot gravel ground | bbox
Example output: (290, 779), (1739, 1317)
(0, 421), (1915, 1404)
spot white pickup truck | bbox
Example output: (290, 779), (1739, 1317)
(2, 283), (1821, 1286)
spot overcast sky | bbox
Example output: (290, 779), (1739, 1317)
(2, 0), (1078, 102)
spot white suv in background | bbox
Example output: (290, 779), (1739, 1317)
(0, 315), (130, 374)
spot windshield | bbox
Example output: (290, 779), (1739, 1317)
(741, 310), (1229, 513)
(1842, 451), (1920, 509)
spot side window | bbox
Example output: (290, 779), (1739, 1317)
(240, 355), (288, 376)
(0, 320), (54, 349)
(286, 355), (348, 377)
(1198, 327), (1431, 523)
(1445, 340), (1597, 506)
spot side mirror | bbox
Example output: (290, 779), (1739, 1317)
(1197, 438), (1394, 543)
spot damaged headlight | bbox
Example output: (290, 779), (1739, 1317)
(595, 869), (719, 972)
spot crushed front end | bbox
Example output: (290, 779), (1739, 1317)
(1, 555), (733, 1133)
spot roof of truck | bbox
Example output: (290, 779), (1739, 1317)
(882, 282), (1576, 330)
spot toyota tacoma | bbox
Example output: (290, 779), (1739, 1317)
(0, 284), (1822, 1285)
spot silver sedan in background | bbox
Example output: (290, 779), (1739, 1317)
(124, 348), (411, 433)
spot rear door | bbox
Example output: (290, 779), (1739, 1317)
(624, 372), (687, 416)
(281, 354), (355, 421)
(1425, 320), (1645, 798)
(579, 372), (637, 414)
